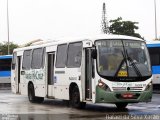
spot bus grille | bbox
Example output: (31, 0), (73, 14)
(112, 87), (143, 91)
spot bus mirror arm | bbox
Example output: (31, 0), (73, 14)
(11, 63), (15, 70)
(21, 71), (25, 75)
(91, 49), (97, 59)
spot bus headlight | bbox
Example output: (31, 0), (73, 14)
(98, 80), (111, 92)
(145, 81), (152, 91)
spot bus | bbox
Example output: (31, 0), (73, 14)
(11, 35), (152, 109)
(147, 41), (160, 90)
(0, 55), (12, 86)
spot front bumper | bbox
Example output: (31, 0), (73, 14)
(95, 86), (152, 103)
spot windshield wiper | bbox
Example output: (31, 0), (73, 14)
(114, 40), (142, 77)
(126, 50), (142, 77)
(114, 52), (125, 77)
(114, 40), (129, 77)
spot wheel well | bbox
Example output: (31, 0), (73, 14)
(69, 83), (78, 100)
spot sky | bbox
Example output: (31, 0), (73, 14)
(0, 0), (159, 45)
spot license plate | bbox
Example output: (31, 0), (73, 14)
(122, 93), (134, 99)
(118, 71), (127, 77)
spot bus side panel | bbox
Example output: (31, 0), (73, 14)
(34, 84), (46, 97)
(0, 77), (10, 84)
(0, 55), (12, 85)
(54, 68), (70, 100)
(19, 83), (27, 95)
(11, 66), (17, 93)
(11, 69), (16, 93)
(152, 66), (160, 84)
(21, 69), (46, 97)
(54, 68), (82, 100)
(11, 52), (22, 94)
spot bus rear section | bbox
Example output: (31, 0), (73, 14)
(0, 55), (12, 87)
(147, 42), (160, 90)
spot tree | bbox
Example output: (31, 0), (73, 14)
(109, 17), (142, 38)
(0, 42), (19, 55)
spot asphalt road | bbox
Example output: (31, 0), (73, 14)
(0, 90), (160, 120)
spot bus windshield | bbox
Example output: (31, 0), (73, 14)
(95, 39), (152, 81)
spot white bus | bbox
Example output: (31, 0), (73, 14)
(11, 35), (152, 109)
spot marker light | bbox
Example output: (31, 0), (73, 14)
(98, 79), (111, 91)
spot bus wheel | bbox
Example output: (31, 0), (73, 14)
(36, 97), (44, 103)
(63, 100), (70, 107)
(71, 86), (86, 109)
(28, 84), (36, 103)
(28, 84), (44, 103)
(115, 103), (128, 109)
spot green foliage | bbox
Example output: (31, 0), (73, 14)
(0, 42), (19, 55)
(109, 17), (142, 38)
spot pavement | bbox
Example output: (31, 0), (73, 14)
(0, 89), (160, 120)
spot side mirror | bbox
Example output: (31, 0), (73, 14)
(11, 63), (15, 70)
(91, 49), (97, 59)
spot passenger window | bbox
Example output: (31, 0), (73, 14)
(67, 42), (82, 68)
(31, 48), (44, 69)
(55, 44), (68, 68)
(22, 50), (32, 70)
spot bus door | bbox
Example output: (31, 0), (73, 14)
(47, 52), (55, 98)
(12, 55), (21, 94)
(85, 48), (93, 100)
(16, 56), (21, 93)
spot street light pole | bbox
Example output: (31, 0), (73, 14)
(154, 0), (158, 40)
(7, 0), (10, 54)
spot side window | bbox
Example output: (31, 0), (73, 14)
(67, 42), (82, 68)
(22, 50), (32, 70)
(42, 47), (46, 68)
(12, 52), (16, 70)
(55, 44), (68, 68)
(31, 48), (44, 69)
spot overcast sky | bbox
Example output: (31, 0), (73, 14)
(0, 0), (159, 45)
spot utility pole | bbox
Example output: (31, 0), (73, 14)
(7, 0), (10, 54)
(101, 2), (109, 34)
(154, 0), (158, 40)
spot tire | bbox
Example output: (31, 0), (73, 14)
(115, 103), (128, 109)
(63, 100), (70, 107)
(28, 84), (36, 103)
(71, 86), (86, 109)
(36, 97), (44, 103)
(28, 84), (44, 103)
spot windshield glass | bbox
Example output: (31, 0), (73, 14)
(95, 39), (151, 81)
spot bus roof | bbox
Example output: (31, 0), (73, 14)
(14, 34), (143, 52)
(0, 55), (12, 59)
(146, 40), (160, 47)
